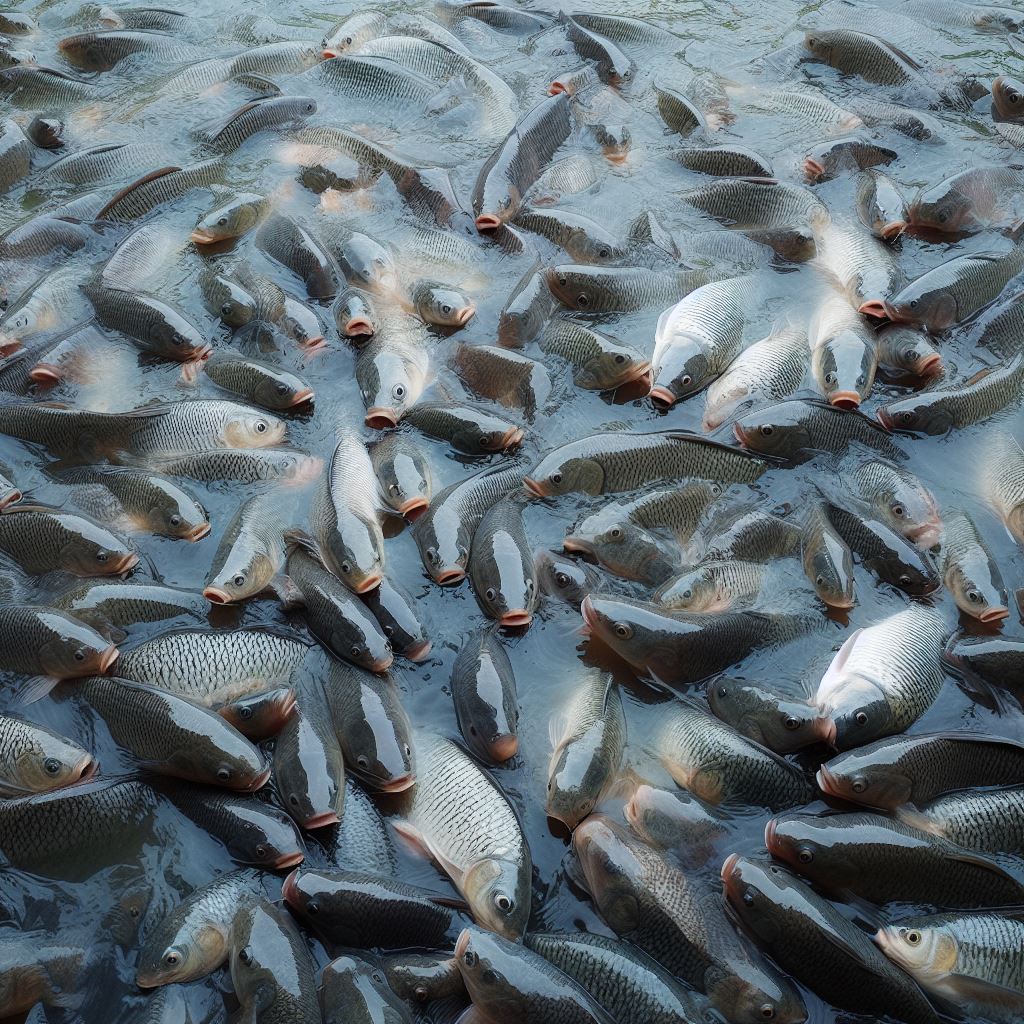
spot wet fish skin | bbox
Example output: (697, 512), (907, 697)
(322, 953), (415, 1024)
(876, 325), (942, 377)
(395, 731), (531, 939)
(311, 776), (396, 875)
(497, 263), (556, 347)
(680, 176), (829, 230)
(546, 670), (624, 828)
(199, 267), (257, 327)
(218, 685), (296, 740)
(907, 166), (1024, 234)
(0, 714), (92, 795)
(653, 559), (766, 612)
(940, 509), (1008, 622)
(513, 207), (626, 264)
(204, 491), (285, 605)
(229, 901), (320, 1023)
(981, 431), (1024, 543)
(255, 212), (341, 300)
(534, 549), (603, 605)
(202, 95), (317, 153)
(623, 783), (728, 858)
(0, 931), (86, 1018)
(766, 811), (1024, 907)
(674, 144), (772, 178)
(898, 787), (1024, 855)
(361, 576), (430, 662)
(192, 190), (269, 244)
(452, 628), (518, 763)
(404, 402), (523, 455)
(804, 136), (896, 183)
(370, 432), (432, 520)
(808, 289), (878, 409)
(654, 84), (707, 137)
(202, 352), (314, 411)
(855, 168), (907, 240)
(51, 580), (205, 637)
(469, 497), (537, 627)
(139, 447), (321, 485)
(334, 287), (379, 339)
(708, 677), (827, 753)
(454, 926), (618, 1023)
(546, 264), (719, 314)
(802, 501), (855, 608)
(848, 458), (941, 548)
(817, 731), (1024, 811)
(381, 950), (463, 1005)
(136, 869), (270, 987)
(722, 856), (939, 1024)
(357, 331), (429, 428)
(283, 866), (469, 949)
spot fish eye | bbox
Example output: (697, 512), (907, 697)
(555, 572), (570, 587)
(967, 589), (982, 603)
(680, 374), (692, 387)
(255, 420), (268, 433)
(851, 776), (868, 793)
(163, 949), (181, 966)
(239, 948), (253, 966)
(937, 212), (948, 224)
(599, 247), (610, 258)
(220, 303), (234, 317)
(388, 483), (400, 495)
(891, 502), (905, 518)
(382, 624), (394, 637)
(855, 711), (868, 725)
(898, 412), (914, 425)
(551, 473), (563, 484)
(760, 1005), (775, 1020)
(577, 293), (590, 308)
(494, 892), (514, 913)
(610, 527), (622, 539)
(898, 574), (912, 587)
(482, 969), (499, 984)
(783, 716), (800, 731)
(613, 621), (633, 639)
(682, 589), (692, 599)
(906, 349), (919, 361)
(392, 384), (406, 400)
(231, 571), (248, 588)
(73, 649), (86, 662)
(305, 101), (315, 112)
(44, 757), (62, 774)
(824, 372), (836, 385)
(96, 551), (109, 563)
(217, 216), (228, 227)
(255, 843), (267, 858)
(372, 970), (385, 984)
(718, 686), (728, 698)
(485, 587), (496, 601)
(344, 36), (352, 44)
(289, 794), (299, 805)
(426, 547), (439, 564)
(306, 900), (319, 914)
(276, 382), (288, 394)
(357, 755), (369, 769)
(217, 767), (231, 782)
(350, 644), (362, 658)
(815, 575), (825, 587)
(169, 514), (182, 527)
(479, 434), (492, 449)
(341, 561), (352, 575)
(442, 304), (452, 316)
(798, 847), (813, 863)
(909, 299), (918, 309)
(239, 705), (253, 720)
(905, 929), (921, 945)
(463, 950), (478, 967)
(759, 425), (774, 436)
(614, 353), (626, 364)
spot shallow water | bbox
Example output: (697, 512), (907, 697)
(1, 0), (1024, 1021)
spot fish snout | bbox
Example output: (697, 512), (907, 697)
(499, 609), (533, 628)
(397, 496), (429, 521)
(99, 644), (120, 673)
(303, 810), (340, 829)
(828, 390), (861, 411)
(203, 586), (233, 605)
(475, 213), (503, 232)
(649, 385), (677, 409)
(858, 299), (892, 320)
(365, 406), (399, 429)
(488, 733), (519, 762)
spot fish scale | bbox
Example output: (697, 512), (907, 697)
(52, 581), (206, 629)
(0, 65), (104, 108)
(314, 54), (439, 105)
(704, 509), (802, 562)
(549, 265), (719, 313)
(912, 788), (1024, 852)
(654, 559), (767, 610)
(141, 448), (313, 483)
(97, 159), (225, 222)
(39, 143), (170, 186)
(314, 777), (397, 874)
(656, 700), (813, 809)
(815, 220), (901, 305)
(681, 176), (830, 229)
(0, 506), (132, 575)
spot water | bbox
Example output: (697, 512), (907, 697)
(1, 0), (1023, 1021)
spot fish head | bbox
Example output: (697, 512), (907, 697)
(379, 448), (430, 518)
(706, 935), (808, 1024)
(415, 516), (470, 585)
(944, 561), (1009, 623)
(473, 180), (520, 231)
(588, 522), (666, 583)
(56, 33), (109, 71)
(587, 123), (631, 165)
(324, 519), (384, 596)
(329, 614), (393, 673)
(821, 671), (893, 750)
(802, 29), (835, 63)
(414, 284), (475, 328)
(576, 342), (649, 391)
(805, 531), (855, 609)
(273, 716), (342, 829)
(581, 593), (691, 674)
(765, 814), (860, 889)
(571, 814), (644, 933)
(452, 414), (522, 454)
(222, 409), (286, 449)
(13, 733), (93, 793)
(546, 741), (601, 830)
(709, 678), (829, 752)
(733, 402), (813, 461)
(137, 920), (227, 987)
(165, 723), (267, 791)
(815, 751), (912, 810)
(525, 451), (605, 497)
(543, 266), (601, 312)
(280, 867), (343, 935)
(908, 185), (975, 234)
(359, 344), (426, 429)
(873, 923), (954, 982)
(720, 854), (791, 946)
(878, 326), (941, 377)
(322, 955), (406, 1020)
(252, 368), (313, 411)
(340, 687), (414, 792)
(877, 396), (952, 436)
(657, 565), (725, 613)
(454, 928), (524, 1015)
(219, 686), (297, 740)
(811, 333), (875, 409)
(193, 195), (264, 244)
(38, 614), (117, 678)
(863, 465), (941, 548)
(205, 547), (277, 604)
(334, 290), (378, 338)
(473, 531), (537, 627)
(145, 483), (209, 540)
(462, 857), (530, 940)
(534, 549), (597, 604)
(622, 783), (705, 848)
(218, 802), (304, 869)
(992, 75), (1024, 120)
(651, 337), (709, 408)
(228, 904), (293, 1007)
(59, 525), (137, 577)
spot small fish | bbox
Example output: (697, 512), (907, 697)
(200, 352), (315, 410)
(469, 497), (537, 627)
(497, 263), (556, 347)
(361, 576), (431, 662)
(322, 954), (416, 1024)
(653, 560), (766, 613)
(907, 165), (1024, 235)
(876, 325), (942, 377)
(940, 509), (1008, 622)
(381, 950), (462, 1005)
(654, 84), (707, 137)
(356, 331), (429, 428)
(847, 458), (941, 548)
(804, 136), (896, 183)
(0, 714), (93, 795)
(981, 431), (1024, 544)
(203, 491), (286, 605)
(452, 628), (519, 763)
(709, 677), (828, 753)
(255, 211), (340, 299)
(855, 168), (907, 240)
(802, 501), (855, 609)
(192, 190), (270, 244)
(534, 549), (603, 605)
(546, 264), (718, 314)
(808, 288), (878, 408)
(370, 433), (432, 520)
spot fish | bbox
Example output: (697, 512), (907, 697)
(534, 549), (603, 605)
(97, 159), (225, 223)
(312, 53), (441, 108)
(322, 10), (387, 58)
(285, 540), (392, 672)
(721, 856), (939, 1024)
(394, 731), (531, 939)
(255, 211), (340, 300)
(0, 65), (103, 109)
(560, 12), (634, 86)
(0, 118), (31, 195)
(322, 954), (416, 1024)
(201, 95), (317, 153)
(192, 190), (270, 244)
(452, 628), (519, 763)
(804, 136), (896, 182)
(512, 207), (626, 264)
(218, 685), (296, 740)
(654, 84), (708, 136)
(403, 403), (523, 455)
(546, 670), (625, 828)
(653, 560), (767, 612)
(497, 263), (556, 347)
(199, 267), (258, 328)
(680, 176), (830, 229)
(57, 29), (197, 71)
(651, 276), (762, 407)
(981, 431), (1024, 543)
(817, 731), (1024, 811)
(807, 288), (878, 408)
(228, 901), (320, 1023)
(454, 926), (618, 1023)
(453, 343), (551, 419)
(52, 465), (209, 541)
(702, 508), (802, 564)
(876, 325), (942, 377)
(802, 501), (856, 608)
(50, 580), (206, 637)
(320, 223), (399, 294)
(356, 331), (430, 428)
(582, 594), (818, 685)
(896, 787), (1024, 854)
(309, 777), (396, 874)
(334, 287), (379, 338)
(862, 246), (1024, 330)
(802, 28), (933, 93)
(945, 635), (1024, 693)
(410, 278), (476, 328)
(855, 168), (907, 240)
(815, 605), (947, 750)
(846, 458), (941, 548)
(322, 659), (415, 792)
(732, 398), (902, 461)
(907, 166), (1024, 234)
(525, 430), (764, 497)
(203, 491), (286, 605)
(274, 687), (346, 829)
(200, 352), (315, 410)
(674, 144), (772, 178)
(0, 932), (84, 1017)
(0, 266), (90, 356)
(413, 461), (524, 584)
(702, 323), (809, 430)
(381, 950), (463, 1005)
(472, 92), (572, 231)
(708, 677), (828, 753)
(134, 447), (321, 484)
(624, 783), (727, 860)
(468, 497), (537, 626)
(361, 576), (431, 662)
(0, 714), (93, 795)
(370, 433), (432, 520)
(0, 504), (137, 577)
(74, 676), (268, 789)
(546, 264), (719, 314)
(571, 815), (806, 1023)
(939, 509), (1008, 621)
(765, 811), (1024, 907)
(814, 218), (903, 309)
(875, 912), (1024, 1018)
(283, 867), (469, 949)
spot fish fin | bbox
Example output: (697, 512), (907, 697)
(937, 973), (1024, 1011)
(945, 846), (1024, 886)
(604, 765), (648, 801)
(548, 709), (569, 748)
(893, 805), (946, 837)
(95, 166), (181, 221)
(815, 627), (865, 706)
(392, 819), (432, 858)
(427, 892), (470, 912)
(200, 100), (261, 144)
(17, 676), (60, 706)
(267, 573), (304, 609)
(282, 528), (322, 563)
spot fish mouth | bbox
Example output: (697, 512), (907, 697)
(455, 929), (471, 959)
(370, 653), (394, 673)
(828, 390), (861, 410)
(523, 476), (548, 498)
(720, 852), (741, 881)
(190, 227), (222, 245)
(298, 335), (328, 354)
(823, 593), (856, 611)
(803, 157), (826, 181)
(99, 644), (120, 673)
(0, 488), (22, 510)
(879, 220), (906, 240)
(907, 519), (942, 549)
(455, 306), (476, 326)
(365, 406), (399, 429)
(548, 80), (569, 95)
(499, 609), (532, 627)
(404, 639), (432, 662)
(821, 717), (838, 747)
(649, 385), (677, 410)
(185, 522), (211, 541)
(344, 316), (375, 337)
(475, 213), (503, 232)
(562, 536), (594, 556)
(245, 765), (273, 792)
(604, 151), (629, 165)
(489, 734), (519, 761)
(322, 48), (340, 59)
(978, 605), (1010, 623)
(397, 496), (429, 520)
(502, 426), (524, 449)
(876, 407), (895, 431)
(0, 334), (20, 358)
(203, 586), (233, 605)
(858, 299), (892, 320)
(303, 810), (340, 829)
(732, 422), (750, 447)
(107, 553), (139, 576)
(815, 764), (840, 796)
(278, 690), (299, 720)
(764, 817), (779, 851)
(281, 867), (300, 904)
(580, 595), (598, 632)
(619, 361), (653, 386)
(29, 363), (62, 384)
(354, 573), (383, 594)
(272, 851), (304, 870)
(73, 754), (96, 782)
(375, 773), (415, 793)
(435, 567), (465, 585)
(917, 352), (942, 377)
(288, 388), (316, 407)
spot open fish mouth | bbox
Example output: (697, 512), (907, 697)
(0, 488), (22, 510)
(803, 157), (826, 181)
(916, 352), (943, 376)
(288, 388), (316, 407)
(828, 390), (861, 410)
(876, 408), (896, 431)
(303, 810), (341, 829)
(343, 316), (375, 337)
(190, 227), (223, 245)
(404, 639), (432, 662)
(879, 220), (906, 240)
(649, 385), (677, 409)
(272, 851), (305, 870)
(858, 299), (893, 320)
(99, 644), (120, 673)
(501, 427), (524, 449)
(29, 362), (62, 384)
(354, 572), (383, 594)
(365, 406), (399, 429)
(375, 773), (415, 793)
(455, 306), (476, 326)
(488, 734), (519, 761)
(499, 609), (532, 627)
(203, 586), (233, 604)
(978, 605), (1010, 623)
(398, 496), (429, 520)
(370, 653), (394, 673)
(434, 567), (465, 585)
(185, 522), (211, 541)
(475, 213), (502, 231)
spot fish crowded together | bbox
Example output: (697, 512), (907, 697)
(3, 0), (1024, 1022)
